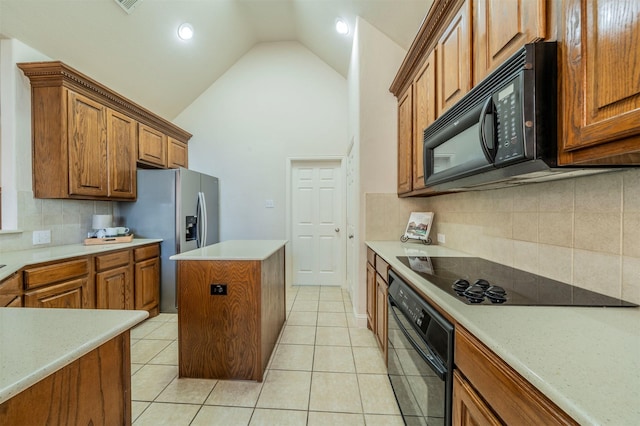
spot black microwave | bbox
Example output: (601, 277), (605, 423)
(422, 42), (583, 191)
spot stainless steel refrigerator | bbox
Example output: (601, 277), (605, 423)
(115, 168), (219, 313)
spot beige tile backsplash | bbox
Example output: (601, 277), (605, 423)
(365, 168), (640, 304)
(0, 190), (112, 252)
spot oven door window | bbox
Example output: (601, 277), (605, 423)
(388, 303), (446, 425)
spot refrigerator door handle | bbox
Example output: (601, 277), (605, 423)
(200, 191), (208, 247)
(196, 192), (202, 248)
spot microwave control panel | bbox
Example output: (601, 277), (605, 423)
(494, 78), (525, 166)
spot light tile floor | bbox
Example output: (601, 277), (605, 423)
(130, 285), (403, 425)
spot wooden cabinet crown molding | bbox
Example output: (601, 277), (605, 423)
(18, 61), (192, 143)
(389, 0), (463, 97)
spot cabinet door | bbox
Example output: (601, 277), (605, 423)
(107, 110), (137, 199)
(0, 273), (22, 307)
(473, 0), (546, 84)
(135, 257), (160, 312)
(560, 0), (640, 165)
(436, 0), (472, 115)
(453, 370), (502, 426)
(96, 265), (133, 310)
(398, 87), (413, 194)
(67, 91), (108, 197)
(375, 273), (388, 362)
(168, 137), (188, 168)
(138, 124), (167, 168)
(413, 51), (437, 190)
(366, 262), (376, 332)
(24, 278), (88, 309)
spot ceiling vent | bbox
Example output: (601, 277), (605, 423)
(114, 0), (143, 14)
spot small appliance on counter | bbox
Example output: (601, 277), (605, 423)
(84, 214), (133, 245)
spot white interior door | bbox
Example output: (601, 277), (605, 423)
(346, 142), (357, 296)
(291, 160), (344, 286)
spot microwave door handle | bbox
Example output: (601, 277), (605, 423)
(479, 97), (496, 162)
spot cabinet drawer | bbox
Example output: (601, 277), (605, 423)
(134, 244), (160, 262)
(24, 259), (89, 289)
(95, 250), (131, 271)
(375, 255), (390, 280)
(367, 247), (375, 266)
(455, 326), (577, 425)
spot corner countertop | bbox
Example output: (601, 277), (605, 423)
(0, 238), (163, 281)
(0, 308), (148, 404)
(366, 240), (640, 426)
(170, 240), (287, 261)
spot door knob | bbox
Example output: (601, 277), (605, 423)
(348, 234), (354, 239)
(335, 228), (340, 232)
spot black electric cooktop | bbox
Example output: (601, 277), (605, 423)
(397, 256), (638, 307)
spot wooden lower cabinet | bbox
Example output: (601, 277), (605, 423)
(23, 258), (91, 309)
(0, 273), (22, 307)
(177, 247), (285, 381)
(24, 278), (89, 309)
(134, 244), (161, 317)
(455, 326), (577, 425)
(453, 370), (501, 425)
(11, 243), (160, 315)
(0, 332), (132, 426)
(375, 273), (388, 362)
(366, 262), (376, 332)
(95, 250), (134, 310)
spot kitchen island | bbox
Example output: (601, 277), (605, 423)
(0, 307), (148, 425)
(170, 240), (286, 382)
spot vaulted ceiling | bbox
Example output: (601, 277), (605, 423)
(0, 0), (432, 120)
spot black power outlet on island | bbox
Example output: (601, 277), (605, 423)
(210, 284), (227, 295)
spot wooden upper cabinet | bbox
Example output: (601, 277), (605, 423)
(560, 0), (640, 165)
(168, 137), (188, 168)
(436, 0), (472, 115)
(412, 51), (437, 190)
(473, 0), (546, 84)
(397, 88), (414, 194)
(67, 91), (108, 197)
(138, 124), (168, 168)
(107, 110), (137, 199)
(18, 61), (192, 200)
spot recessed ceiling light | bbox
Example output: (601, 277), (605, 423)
(177, 23), (194, 40)
(335, 18), (349, 35)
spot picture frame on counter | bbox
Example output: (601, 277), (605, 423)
(401, 212), (434, 244)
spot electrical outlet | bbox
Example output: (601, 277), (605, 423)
(437, 233), (446, 244)
(32, 230), (51, 245)
(265, 199), (274, 208)
(210, 284), (227, 295)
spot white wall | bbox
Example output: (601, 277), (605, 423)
(1, 38), (49, 230)
(0, 38), (113, 252)
(348, 17), (407, 320)
(174, 41), (348, 241)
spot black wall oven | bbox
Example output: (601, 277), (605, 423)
(387, 270), (454, 425)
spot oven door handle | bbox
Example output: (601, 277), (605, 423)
(388, 297), (447, 380)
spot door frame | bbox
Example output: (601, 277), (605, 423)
(286, 156), (347, 289)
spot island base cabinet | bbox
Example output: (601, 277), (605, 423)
(177, 247), (285, 382)
(0, 332), (132, 426)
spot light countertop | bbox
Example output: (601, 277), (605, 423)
(367, 241), (640, 426)
(170, 240), (287, 261)
(0, 238), (162, 281)
(0, 308), (148, 404)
